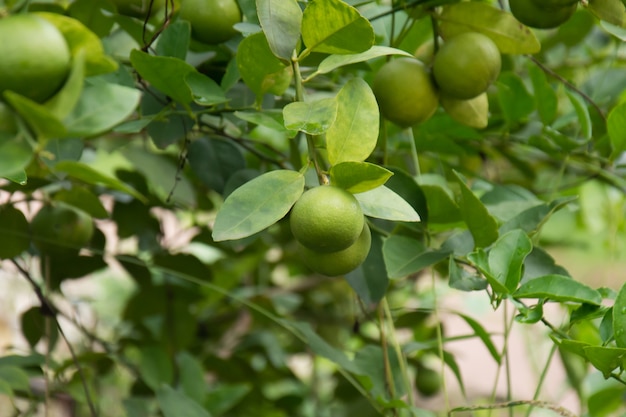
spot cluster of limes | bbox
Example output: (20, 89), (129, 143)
(289, 186), (371, 277)
(509, 0), (578, 29)
(373, 32), (501, 130)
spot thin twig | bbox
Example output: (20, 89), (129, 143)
(449, 400), (578, 417)
(527, 55), (606, 122)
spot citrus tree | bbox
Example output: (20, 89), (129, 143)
(1, 0), (626, 416)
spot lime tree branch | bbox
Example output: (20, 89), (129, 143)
(448, 400), (578, 417)
(527, 55), (606, 122)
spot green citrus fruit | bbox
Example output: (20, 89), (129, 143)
(0, 14), (71, 103)
(32, 203), (94, 257)
(440, 92), (489, 129)
(530, 0), (578, 8)
(432, 32), (501, 100)
(179, 0), (242, 45)
(509, 0), (577, 29)
(290, 185), (364, 253)
(0, 205), (30, 259)
(373, 58), (439, 127)
(110, 0), (166, 18)
(416, 364), (441, 397)
(298, 223), (371, 277)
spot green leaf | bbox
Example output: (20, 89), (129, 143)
(457, 313), (501, 364)
(436, 2), (540, 54)
(452, 171), (499, 248)
(237, 32), (291, 99)
(4, 92), (66, 139)
(235, 110), (294, 136)
(54, 186), (109, 219)
(36, 12), (118, 76)
(607, 101), (626, 159)
(566, 91), (592, 140)
(301, 0), (374, 55)
(283, 97), (337, 135)
(130, 50), (195, 106)
(122, 147), (196, 207)
(0, 205), (30, 259)
(188, 137), (246, 194)
(212, 170), (305, 241)
(384, 167), (429, 223)
(383, 235), (450, 279)
(467, 248), (507, 294)
(528, 63), (557, 125)
(326, 78), (379, 165)
(205, 384), (251, 416)
(419, 182), (462, 224)
(156, 20), (190, 60)
(354, 186), (420, 222)
(256, 0), (302, 61)
(313, 45), (412, 78)
(449, 257), (488, 291)
(176, 352), (207, 404)
(497, 72), (535, 124)
(185, 72), (229, 107)
(0, 366), (31, 394)
(487, 229), (532, 293)
(157, 385), (211, 417)
(54, 161), (145, 202)
(514, 275), (602, 305)
(139, 345), (173, 391)
(588, 0), (626, 27)
(583, 346), (626, 378)
(613, 282), (626, 348)
(45, 50), (85, 119)
(329, 162), (393, 193)
(286, 320), (360, 374)
(0, 135), (32, 178)
(21, 306), (58, 349)
(345, 231), (388, 304)
(64, 81), (141, 137)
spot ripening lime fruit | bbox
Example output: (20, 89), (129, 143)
(298, 223), (371, 277)
(179, 0), (242, 45)
(373, 58), (439, 127)
(509, 0), (577, 29)
(416, 364), (441, 397)
(440, 92), (489, 129)
(110, 0), (166, 18)
(32, 203), (94, 257)
(290, 185), (364, 253)
(0, 14), (71, 103)
(432, 32), (501, 100)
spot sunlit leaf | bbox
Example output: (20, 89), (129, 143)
(212, 170), (305, 241)
(355, 186), (420, 222)
(329, 162), (392, 193)
(326, 78), (378, 164)
(283, 97), (337, 135)
(301, 0), (374, 55)
(314, 45), (412, 77)
(487, 229), (532, 293)
(514, 275), (602, 305)
(256, 0), (302, 61)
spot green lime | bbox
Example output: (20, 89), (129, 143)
(373, 58), (439, 127)
(440, 92), (489, 129)
(179, 0), (242, 45)
(509, 0), (577, 29)
(290, 185), (364, 253)
(298, 223), (371, 276)
(0, 14), (71, 103)
(432, 32), (501, 100)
